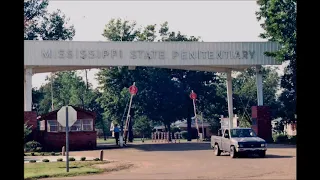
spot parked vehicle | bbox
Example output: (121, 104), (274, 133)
(211, 127), (267, 158)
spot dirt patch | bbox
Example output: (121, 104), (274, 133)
(94, 161), (135, 173)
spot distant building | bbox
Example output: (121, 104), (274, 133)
(175, 119), (212, 138)
(271, 118), (297, 136)
(25, 106), (97, 151)
(152, 119), (212, 138)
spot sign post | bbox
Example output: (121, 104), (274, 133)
(190, 90), (200, 140)
(57, 106), (77, 172)
(65, 107), (69, 172)
(122, 82), (138, 147)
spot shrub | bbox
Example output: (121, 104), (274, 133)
(51, 152), (55, 156)
(25, 141), (42, 152)
(80, 157), (86, 161)
(35, 147), (42, 152)
(29, 160), (36, 163)
(42, 159), (50, 162)
(288, 135), (296, 144)
(181, 131), (188, 139)
(57, 158), (63, 162)
(93, 158), (100, 161)
(31, 152), (35, 156)
(69, 157), (76, 161)
(272, 133), (288, 143)
(41, 153), (45, 156)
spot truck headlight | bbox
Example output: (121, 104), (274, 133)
(238, 143), (243, 148)
(261, 143), (266, 147)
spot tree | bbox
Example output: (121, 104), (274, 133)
(37, 71), (90, 114)
(36, 71), (108, 136)
(97, 19), (225, 142)
(232, 67), (281, 126)
(24, 0), (75, 40)
(97, 19), (155, 136)
(102, 18), (139, 41)
(86, 90), (109, 139)
(133, 115), (152, 140)
(256, 0), (296, 121)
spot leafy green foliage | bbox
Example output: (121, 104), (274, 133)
(25, 141), (42, 152)
(233, 67), (280, 125)
(36, 71), (89, 114)
(272, 133), (288, 143)
(34, 71), (107, 134)
(24, 0), (75, 40)
(98, 19), (225, 139)
(133, 116), (152, 138)
(256, 0), (296, 121)
(180, 131), (188, 139)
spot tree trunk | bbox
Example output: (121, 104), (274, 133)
(101, 120), (107, 141)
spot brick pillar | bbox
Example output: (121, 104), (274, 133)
(251, 106), (272, 142)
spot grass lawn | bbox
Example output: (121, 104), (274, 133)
(97, 138), (115, 144)
(24, 161), (108, 180)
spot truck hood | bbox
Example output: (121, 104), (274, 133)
(231, 137), (266, 143)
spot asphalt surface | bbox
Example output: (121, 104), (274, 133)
(43, 141), (296, 180)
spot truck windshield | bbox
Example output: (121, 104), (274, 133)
(230, 129), (257, 138)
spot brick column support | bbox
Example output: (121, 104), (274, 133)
(251, 106), (272, 142)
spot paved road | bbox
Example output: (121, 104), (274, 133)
(46, 142), (296, 179)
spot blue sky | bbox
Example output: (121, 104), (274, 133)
(32, 0), (284, 88)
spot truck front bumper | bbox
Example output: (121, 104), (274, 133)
(236, 147), (267, 153)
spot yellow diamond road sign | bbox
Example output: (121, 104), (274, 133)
(57, 106), (77, 127)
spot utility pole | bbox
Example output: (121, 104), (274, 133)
(51, 73), (54, 111)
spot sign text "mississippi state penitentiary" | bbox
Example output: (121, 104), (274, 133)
(41, 49), (256, 60)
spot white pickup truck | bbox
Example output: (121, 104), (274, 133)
(211, 127), (267, 158)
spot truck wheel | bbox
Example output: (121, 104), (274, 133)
(230, 146), (237, 158)
(258, 151), (266, 158)
(214, 144), (221, 156)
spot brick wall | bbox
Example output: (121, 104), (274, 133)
(24, 111), (38, 142)
(39, 108), (97, 151)
(42, 131), (96, 151)
(24, 111), (37, 130)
